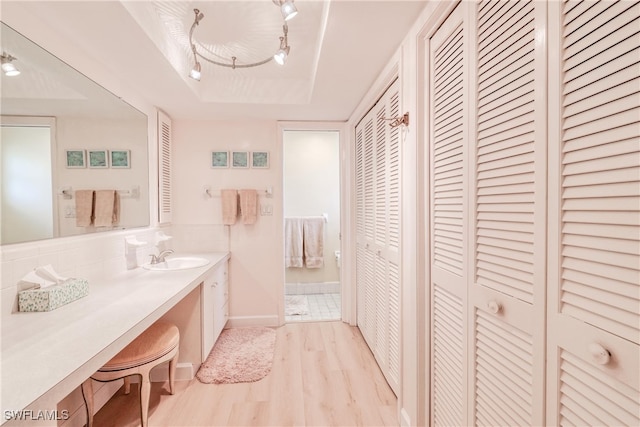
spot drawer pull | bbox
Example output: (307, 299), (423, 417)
(487, 300), (502, 314)
(588, 343), (611, 365)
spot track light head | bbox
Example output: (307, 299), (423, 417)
(1, 53), (20, 77)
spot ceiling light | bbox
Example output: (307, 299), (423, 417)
(189, 62), (201, 81)
(188, 1), (298, 80)
(1, 53), (20, 77)
(274, 25), (291, 65)
(277, 0), (299, 21)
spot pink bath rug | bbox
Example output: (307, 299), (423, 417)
(196, 326), (276, 384)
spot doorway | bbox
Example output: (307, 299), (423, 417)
(283, 129), (341, 322)
(1, 118), (56, 244)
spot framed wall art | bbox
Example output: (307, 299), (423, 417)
(88, 149), (108, 168)
(251, 151), (270, 169)
(110, 150), (131, 168)
(231, 151), (249, 168)
(65, 149), (86, 168)
(212, 151), (229, 168)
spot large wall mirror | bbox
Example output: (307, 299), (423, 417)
(0, 22), (150, 245)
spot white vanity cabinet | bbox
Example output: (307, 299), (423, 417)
(201, 258), (229, 360)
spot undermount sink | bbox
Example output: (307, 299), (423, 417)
(142, 257), (210, 271)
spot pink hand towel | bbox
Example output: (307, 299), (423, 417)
(239, 189), (258, 225)
(221, 189), (238, 225)
(75, 190), (94, 227)
(94, 190), (118, 227)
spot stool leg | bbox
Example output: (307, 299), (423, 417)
(169, 349), (179, 395)
(138, 372), (151, 427)
(124, 376), (131, 394)
(81, 379), (94, 427)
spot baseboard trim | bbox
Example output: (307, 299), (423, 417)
(227, 315), (280, 328)
(149, 362), (194, 382)
(400, 407), (412, 427)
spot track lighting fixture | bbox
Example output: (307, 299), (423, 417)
(273, 24), (291, 65)
(188, 0), (298, 80)
(1, 52), (20, 77)
(275, 0), (298, 21)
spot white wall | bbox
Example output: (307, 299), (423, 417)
(171, 119), (283, 327)
(283, 130), (340, 285)
(56, 117), (149, 237)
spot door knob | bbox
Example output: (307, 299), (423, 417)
(486, 300), (502, 314)
(588, 343), (611, 365)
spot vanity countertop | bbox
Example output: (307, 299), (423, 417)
(0, 251), (229, 424)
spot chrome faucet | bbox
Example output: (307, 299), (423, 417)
(149, 249), (174, 264)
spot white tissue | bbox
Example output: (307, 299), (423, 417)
(18, 265), (68, 290)
(35, 264), (67, 284)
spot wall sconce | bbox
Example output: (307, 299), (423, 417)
(385, 112), (409, 128)
(1, 52), (21, 77)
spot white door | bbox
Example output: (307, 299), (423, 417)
(429, 4), (469, 425)
(468, 0), (547, 425)
(546, 1), (640, 424)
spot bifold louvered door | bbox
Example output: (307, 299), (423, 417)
(354, 79), (401, 394)
(429, 4), (469, 426)
(429, 1), (546, 425)
(546, 1), (640, 425)
(469, 0), (546, 425)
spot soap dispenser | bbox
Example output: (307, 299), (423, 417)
(155, 231), (173, 253)
(125, 236), (147, 269)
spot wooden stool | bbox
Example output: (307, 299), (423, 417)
(82, 321), (180, 427)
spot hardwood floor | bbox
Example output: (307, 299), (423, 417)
(92, 321), (398, 426)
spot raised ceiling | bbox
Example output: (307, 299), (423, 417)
(1, 1), (427, 121)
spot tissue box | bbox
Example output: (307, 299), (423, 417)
(18, 278), (89, 312)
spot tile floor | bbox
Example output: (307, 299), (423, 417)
(285, 293), (341, 322)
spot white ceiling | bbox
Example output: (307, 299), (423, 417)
(2, 0), (427, 121)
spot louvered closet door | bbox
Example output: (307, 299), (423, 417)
(355, 114), (377, 347)
(354, 78), (401, 395)
(469, 1), (546, 425)
(158, 110), (172, 224)
(372, 81), (401, 392)
(546, 1), (640, 425)
(429, 4), (469, 426)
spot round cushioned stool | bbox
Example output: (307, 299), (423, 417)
(82, 321), (179, 427)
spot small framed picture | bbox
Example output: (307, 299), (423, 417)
(88, 149), (108, 168)
(65, 149), (86, 168)
(211, 151), (229, 168)
(110, 150), (130, 168)
(251, 151), (270, 168)
(231, 151), (249, 168)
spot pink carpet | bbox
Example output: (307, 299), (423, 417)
(196, 326), (276, 384)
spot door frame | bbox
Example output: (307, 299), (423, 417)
(276, 121), (351, 324)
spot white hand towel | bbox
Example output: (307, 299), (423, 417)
(303, 217), (324, 268)
(285, 218), (304, 268)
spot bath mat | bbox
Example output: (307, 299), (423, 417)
(196, 326), (276, 384)
(285, 295), (309, 315)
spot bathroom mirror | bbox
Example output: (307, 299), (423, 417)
(0, 22), (150, 245)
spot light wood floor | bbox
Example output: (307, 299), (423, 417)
(92, 321), (398, 426)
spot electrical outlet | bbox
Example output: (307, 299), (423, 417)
(260, 204), (273, 216)
(64, 206), (76, 218)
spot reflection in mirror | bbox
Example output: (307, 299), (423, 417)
(0, 22), (149, 245)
